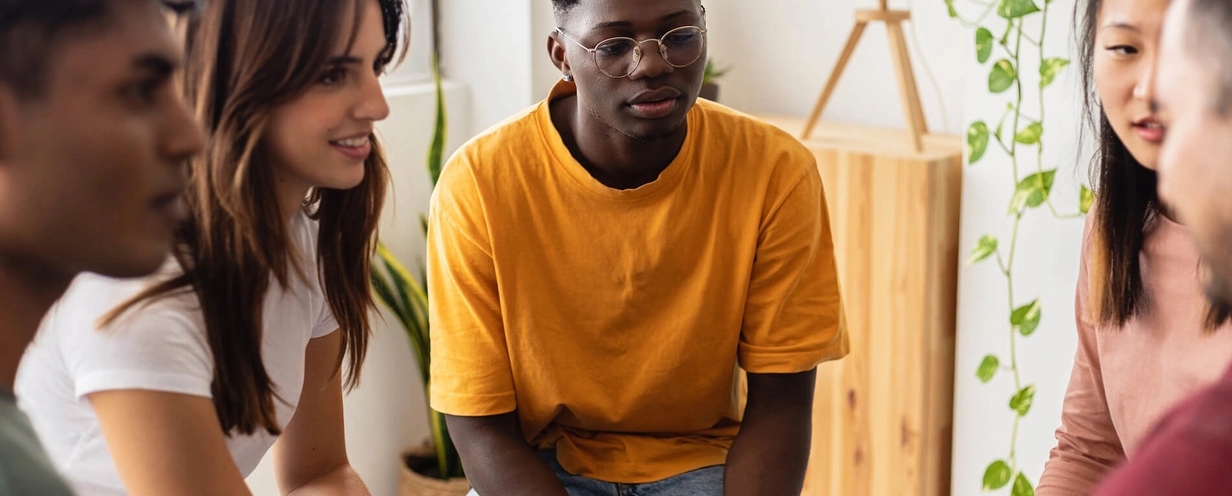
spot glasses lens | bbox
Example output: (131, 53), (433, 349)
(662, 27), (704, 67)
(594, 38), (640, 77)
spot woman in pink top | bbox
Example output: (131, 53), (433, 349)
(1036, 0), (1232, 494)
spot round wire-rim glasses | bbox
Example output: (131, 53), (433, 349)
(555, 25), (709, 79)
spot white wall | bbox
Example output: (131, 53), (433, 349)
(701, 0), (967, 134)
(439, 0), (538, 134)
(244, 80), (472, 496)
(950, 0), (1089, 494)
(532, 0), (563, 99)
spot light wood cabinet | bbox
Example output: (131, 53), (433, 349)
(759, 116), (963, 496)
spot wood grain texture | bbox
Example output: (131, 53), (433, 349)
(855, 8), (911, 22)
(760, 116), (961, 496)
(885, 20), (929, 149)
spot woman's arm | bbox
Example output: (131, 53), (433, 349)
(90, 390), (253, 496)
(272, 330), (369, 495)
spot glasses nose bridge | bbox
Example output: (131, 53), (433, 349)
(632, 37), (669, 63)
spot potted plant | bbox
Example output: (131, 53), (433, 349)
(700, 57), (730, 102)
(369, 50), (470, 496)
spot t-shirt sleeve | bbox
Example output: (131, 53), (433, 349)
(311, 302), (339, 339)
(310, 258), (339, 339)
(58, 304), (214, 400)
(301, 213), (339, 339)
(426, 158), (516, 417)
(738, 156), (849, 374)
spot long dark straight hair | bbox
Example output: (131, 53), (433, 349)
(103, 0), (409, 436)
(1076, 0), (1232, 329)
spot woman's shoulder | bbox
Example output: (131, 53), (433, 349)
(50, 269), (202, 338)
(31, 270), (212, 386)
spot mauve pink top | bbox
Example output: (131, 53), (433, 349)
(1037, 212), (1232, 495)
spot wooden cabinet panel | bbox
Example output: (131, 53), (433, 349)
(758, 117), (962, 496)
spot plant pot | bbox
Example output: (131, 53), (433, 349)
(399, 446), (471, 496)
(700, 83), (720, 102)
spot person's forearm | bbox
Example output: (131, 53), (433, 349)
(725, 412), (812, 495)
(284, 464), (369, 496)
(448, 413), (569, 496)
(725, 371), (816, 496)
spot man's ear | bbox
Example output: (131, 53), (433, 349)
(548, 30), (573, 80)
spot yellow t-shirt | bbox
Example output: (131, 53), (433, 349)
(427, 81), (848, 484)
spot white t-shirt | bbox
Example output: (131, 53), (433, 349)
(15, 212), (338, 496)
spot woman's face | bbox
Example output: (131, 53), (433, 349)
(265, 0), (390, 196)
(1093, 0), (1170, 169)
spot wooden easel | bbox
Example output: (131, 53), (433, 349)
(800, 0), (928, 152)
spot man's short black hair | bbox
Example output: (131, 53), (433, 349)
(0, 0), (195, 98)
(550, 0), (578, 21)
(551, 0), (706, 25)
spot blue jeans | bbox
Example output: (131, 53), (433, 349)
(467, 450), (725, 496)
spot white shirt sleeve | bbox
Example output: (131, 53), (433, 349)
(298, 211), (338, 340)
(311, 300), (339, 339)
(51, 279), (214, 401)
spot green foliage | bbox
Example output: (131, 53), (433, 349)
(1014, 122), (1043, 145)
(997, 0), (1040, 19)
(969, 121), (991, 164)
(1039, 58), (1070, 89)
(968, 235), (999, 265)
(976, 28), (994, 64)
(370, 246), (429, 383)
(983, 460), (1012, 490)
(1008, 170), (1056, 214)
(1009, 385), (1036, 417)
(1012, 473), (1035, 496)
(427, 53), (446, 186)
(1011, 299), (1042, 336)
(702, 58), (732, 86)
(977, 355), (1000, 383)
(945, 0), (1088, 492)
(369, 51), (464, 480)
(989, 60), (1017, 93)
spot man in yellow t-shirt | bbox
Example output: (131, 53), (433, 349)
(427, 0), (847, 494)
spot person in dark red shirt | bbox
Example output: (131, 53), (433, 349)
(1094, 0), (1232, 493)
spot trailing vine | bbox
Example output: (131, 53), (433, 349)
(941, 0), (1092, 493)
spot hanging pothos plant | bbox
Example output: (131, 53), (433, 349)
(942, 0), (1092, 494)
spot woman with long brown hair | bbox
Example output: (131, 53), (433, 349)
(14, 0), (408, 494)
(1037, 0), (1232, 493)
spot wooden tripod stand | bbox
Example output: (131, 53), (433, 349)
(800, 0), (928, 151)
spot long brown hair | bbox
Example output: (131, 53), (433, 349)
(105, 0), (408, 436)
(1076, 0), (1231, 329)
